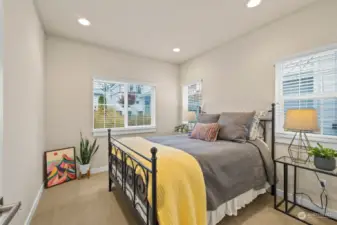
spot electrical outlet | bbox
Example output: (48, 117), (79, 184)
(319, 179), (327, 188)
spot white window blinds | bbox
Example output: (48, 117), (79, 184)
(183, 81), (202, 120)
(93, 80), (155, 131)
(275, 48), (337, 137)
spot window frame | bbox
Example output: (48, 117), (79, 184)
(182, 80), (203, 123)
(275, 47), (337, 144)
(92, 78), (156, 136)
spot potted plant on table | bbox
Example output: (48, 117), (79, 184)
(77, 132), (99, 178)
(308, 143), (337, 171)
(174, 124), (189, 133)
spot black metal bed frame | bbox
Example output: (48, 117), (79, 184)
(108, 103), (276, 225)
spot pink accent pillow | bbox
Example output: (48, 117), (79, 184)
(190, 123), (220, 142)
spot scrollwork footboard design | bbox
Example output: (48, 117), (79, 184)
(108, 130), (158, 225)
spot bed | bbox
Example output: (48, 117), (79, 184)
(108, 104), (276, 225)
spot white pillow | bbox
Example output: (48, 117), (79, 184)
(249, 111), (267, 140)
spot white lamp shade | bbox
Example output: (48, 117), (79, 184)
(284, 109), (319, 132)
(184, 111), (197, 122)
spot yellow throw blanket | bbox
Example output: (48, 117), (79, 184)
(112, 137), (206, 225)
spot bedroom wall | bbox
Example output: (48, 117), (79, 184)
(0, 0), (3, 199)
(180, 0), (337, 211)
(2, 0), (45, 224)
(46, 36), (179, 169)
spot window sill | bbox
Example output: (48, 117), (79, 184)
(276, 132), (337, 145)
(93, 126), (157, 137)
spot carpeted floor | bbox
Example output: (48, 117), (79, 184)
(31, 172), (334, 225)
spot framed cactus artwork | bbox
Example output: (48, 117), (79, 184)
(44, 147), (77, 188)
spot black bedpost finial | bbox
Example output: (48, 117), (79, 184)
(151, 147), (158, 157)
(151, 147), (158, 225)
(108, 129), (112, 152)
(108, 129), (111, 139)
(108, 129), (112, 155)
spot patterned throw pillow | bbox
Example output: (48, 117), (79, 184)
(249, 111), (267, 140)
(190, 123), (220, 142)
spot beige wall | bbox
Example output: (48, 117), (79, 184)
(180, 0), (337, 211)
(46, 36), (179, 169)
(0, 0), (3, 198)
(3, 0), (45, 224)
(181, 0), (337, 112)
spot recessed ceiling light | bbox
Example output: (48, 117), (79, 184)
(173, 48), (181, 53)
(78, 18), (91, 26)
(247, 0), (262, 8)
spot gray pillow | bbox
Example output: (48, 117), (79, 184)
(198, 113), (220, 124)
(217, 111), (256, 142)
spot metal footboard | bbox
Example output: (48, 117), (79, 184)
(108, 129), (158, 225)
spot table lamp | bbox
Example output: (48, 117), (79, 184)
(184, 111), (197, 131)
(284, 109), (319, 163)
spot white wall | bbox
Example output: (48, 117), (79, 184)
(46, 36), (179, 168)
(3, 0), (45, 224)
(180, 0), (337, 210)
(181, 0), (337, 112)
(0, 0), (4, 198)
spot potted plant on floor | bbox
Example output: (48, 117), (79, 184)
(77, 132), (99, 178)
(308, 143), (337, 171)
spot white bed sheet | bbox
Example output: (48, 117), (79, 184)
(207, 183), (269, 225)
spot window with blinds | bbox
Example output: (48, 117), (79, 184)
(93, 79), (155, 131)
(183, 81), (202, 121)
(275, 48), (337, 137)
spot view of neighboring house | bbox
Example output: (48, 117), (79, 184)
(93, 81), (153, 127)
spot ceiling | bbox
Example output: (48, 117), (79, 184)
(35, 0), (318, 64)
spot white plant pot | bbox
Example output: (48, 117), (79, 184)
(79, 164), (90, 174)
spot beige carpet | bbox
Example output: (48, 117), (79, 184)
(31, 172), (334, 225)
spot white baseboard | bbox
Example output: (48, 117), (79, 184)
(24, 183), (44, 225)
(91, 165), (108, 174)
(276, 189), (337, 220)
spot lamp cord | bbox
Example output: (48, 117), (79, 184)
(296, 170), (328, 216)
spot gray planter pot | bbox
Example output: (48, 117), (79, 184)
(314, 157), (336, 171)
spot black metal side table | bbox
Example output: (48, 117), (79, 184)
(274, 156), (337, 225)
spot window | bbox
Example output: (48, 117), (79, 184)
(182, 81), (202, 121)
(93, 80), (156, 135)
(275, 47), (337, 141)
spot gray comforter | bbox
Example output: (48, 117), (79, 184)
(146, 135), (275, 210)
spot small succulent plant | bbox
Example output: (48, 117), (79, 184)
(77, 132), (99, 165)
